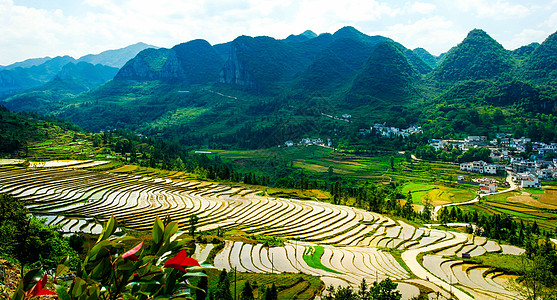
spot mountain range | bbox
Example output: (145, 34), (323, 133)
(1, 27), (556, 148)
(0, 42), (156, 96)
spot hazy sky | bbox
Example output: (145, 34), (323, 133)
(1, 0), (556, 66)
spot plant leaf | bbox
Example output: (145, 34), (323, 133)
(122, 241), (144, 260)
(163, 221), (179, 243)
(56, 285), (71, 300)
(89, 240), (113, 260)
(98, 215), (117, 242)
(21, 269), (42, 291)
(153, 216), (164, 245)
(55, 264), (70, 278)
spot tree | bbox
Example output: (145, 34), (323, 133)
(389, 156), (395, 171)
(331, 182), (342, 205)
(421, 195), (433, 221)
(189, 214), (199, 236)
(358, 279), (370, 300)
(324, 278), (401, 300)
(215, 269), (233, 300)
(264, 283), (278, 300)
(322, 285), (357, 300)
(369, 278), (401, 300)
(511, 253), (556, 299)
(402, 192), (414, 220)
(0, 193), (79, 269)
(196, 272), (208, 300)
(240, 281), (254, 300)
(404, 151), (412, 163)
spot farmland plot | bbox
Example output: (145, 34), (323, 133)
(0, 166), (524, 300)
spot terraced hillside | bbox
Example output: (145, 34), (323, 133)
(0, 164), (522, 300)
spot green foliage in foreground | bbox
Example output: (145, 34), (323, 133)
(12, 215), (209, 300)
(0, 193), (79, 270)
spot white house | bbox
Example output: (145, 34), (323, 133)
(460, 161), (498, 174)
(484, 164), (497, 174)
(479, 183), (497, 194)
(514, 172), (540, 188)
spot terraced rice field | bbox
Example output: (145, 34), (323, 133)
(0, 165), (523, 300)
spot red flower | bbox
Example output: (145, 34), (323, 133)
(164, 250), (200, 272)
(26, 274), (56, 298)
(122, 241), (144, 261)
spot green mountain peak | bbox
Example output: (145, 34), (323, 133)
(430, 28), (514, 83)
(524, 30), (557, 82)
(348, 41), (420, 104)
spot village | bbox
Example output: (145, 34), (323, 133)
(430, 133), (556, 192)
(279, 119), (553, 194)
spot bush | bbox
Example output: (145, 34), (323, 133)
(0, 194), (79, 269)
(12, 216), (209, 300)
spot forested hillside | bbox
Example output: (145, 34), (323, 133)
(0, 27), (555, 149)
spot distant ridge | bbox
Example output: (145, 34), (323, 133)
(524, 31), (557, 82)
(0, 42), (156, 95)
(78, 42), (157, 68)
(0, 57), (52, 70)
(284, 30), (318, 43)
(115, 39), (223, 83)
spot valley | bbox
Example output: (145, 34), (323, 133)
(1, 22), (556, 299)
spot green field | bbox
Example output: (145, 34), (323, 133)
(456, 191), (557, 230)
(211, 146), (557, 230)
(211, 146), (478, 206)
(525, 188), (545, 194)
(401, 182), (475, 205)
(302, 246), (341, 274)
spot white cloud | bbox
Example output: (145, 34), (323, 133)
(0, 0), (554, 66)
(377, 16), (464, 55)
(407, 2), (436, 14)
(503, 29), (551, 50)
(456, 0), (530, 19)
(546, 11), (557, 28)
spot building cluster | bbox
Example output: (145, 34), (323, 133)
(459, 161), (500, 174)
(359, 123), (423, 138)
(431, 134), (557, 157)
(283, 138), (332, 148)
(430, 135), (489, 151)
(513, 172), (540, 188)
(460, 159), (549, 189)
(433, 134), (557, 190)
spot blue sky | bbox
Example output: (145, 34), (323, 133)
(1, 0), (556, 65)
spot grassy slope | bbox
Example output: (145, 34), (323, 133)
(214, 146), (477, 203)
(302, 246), (341, 274)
